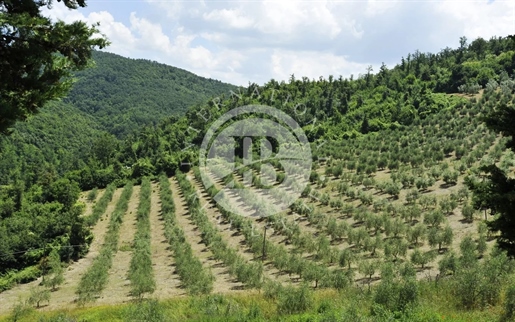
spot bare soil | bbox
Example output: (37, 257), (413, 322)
(148, 182), (183, 298)
(169, 177), (244, 293)
(98, 186), (140, 305)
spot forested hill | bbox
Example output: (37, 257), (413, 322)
(64, 51), (237, 137)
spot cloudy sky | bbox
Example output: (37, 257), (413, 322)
(45, 0), (514, 86)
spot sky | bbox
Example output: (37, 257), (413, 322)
(44, 0), (515, 86)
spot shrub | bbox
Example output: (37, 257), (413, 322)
(277, 283), (313, 314)
(86, 187), (98, 202)
(42, 248), (64, 292)
(439, 251), (458, 276)
(27, 286), (50, 308)
(123, 299), (165, 322)
(503, 284), (515, 321)
(373, 274), (418, 313)
(461, 203), (475, 222)
(442, 169), (459, 185)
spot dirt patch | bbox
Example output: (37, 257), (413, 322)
(170, 177), (245, 293)
(148, 182), (184, 298)
(98, 185), (140, 305)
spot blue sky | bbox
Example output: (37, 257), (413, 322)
(45, 0), (515, 86)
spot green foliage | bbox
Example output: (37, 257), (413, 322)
(158, 175), (214, 295)
(84, 184), (116, 226)
(503, 283), (515, 321)
(66, 51), (236, 138)
(0, 186), (90, 275)
(0, 0), (108, 135)
(0, 266), (40, 292)
(123, 299), (166, 322)
(277, 283), (313, 315)
(26, 286), (51, 308)
(439, 251), (458, 276)
(41, 248), (64, 291)
(411, 249), (435, 269)
(453, 248), (514, 310)
(374, 263), (419, 313)
(86, 188), (98, 202)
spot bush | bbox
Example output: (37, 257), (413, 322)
(86, 187), (98, 202)
(442, 169), (459, 185)
(373, 274), (418, 313)
(461, 203), (475, 222)
(27, 286), (51, 308)
(503, 284), (515, 321)
(277, 283), (313, 314)
(439, 251), (458, 276)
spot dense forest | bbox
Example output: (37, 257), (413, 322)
(65, 51), (237, 138)
(1, 34), (515, 310)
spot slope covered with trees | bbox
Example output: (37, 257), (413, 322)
(0, 25), (236, 288)
(65, 51), (237, 137)
(87, 36), (515, 183)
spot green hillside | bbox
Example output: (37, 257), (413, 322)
(106, 36), (515, 178)
(65, 51), (237, 137)
(1, 35), (515, 322)
(0, 101), (105, 186)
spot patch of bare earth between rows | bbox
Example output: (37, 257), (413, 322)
(148, 182), (183, 298)
(169, 177), (245, 293)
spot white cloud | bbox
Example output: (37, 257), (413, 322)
(365, 0), (399, 17)
(434, 0), (514, 41)
(203, 8), (254, 29)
